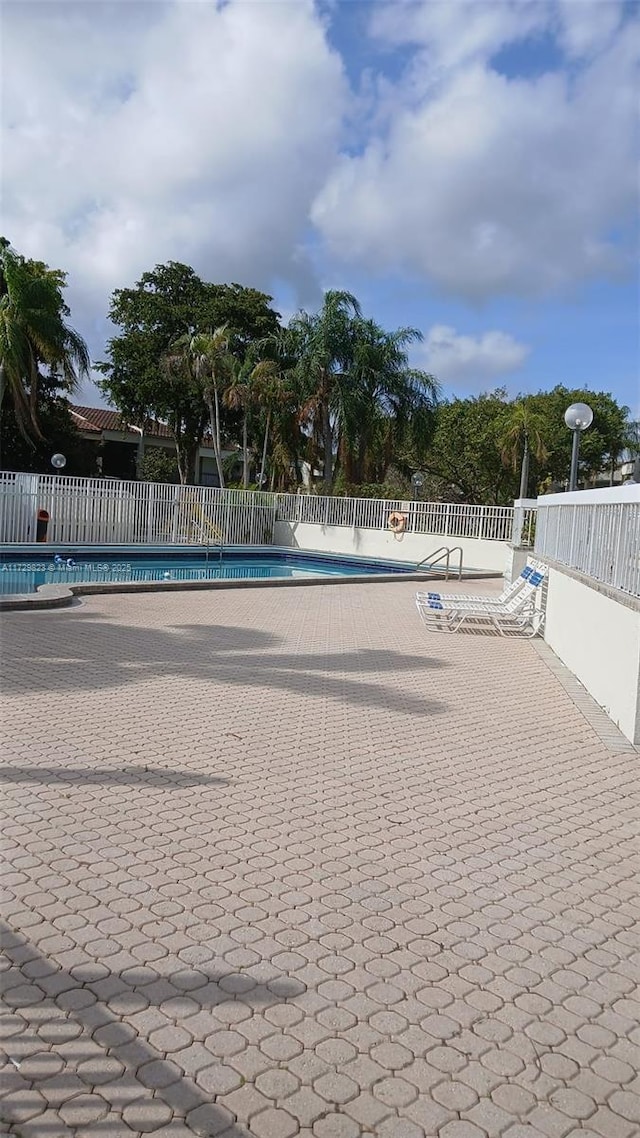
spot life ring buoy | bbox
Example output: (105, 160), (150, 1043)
(388, 511), (407, 535)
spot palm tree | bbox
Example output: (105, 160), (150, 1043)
(249, 359), (291, 489)
(223, 359), (253, 488)
(0, 238), (90, 447)
(159, 346), (205, 485)
(500, 398), (547, 499)
(288, 291), (361, 490)
(164, 327), (232, 488)
(191, 327), (233, 490)
(338, 320), (440, 485)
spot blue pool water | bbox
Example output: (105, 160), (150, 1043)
(0, 546), (414, 595)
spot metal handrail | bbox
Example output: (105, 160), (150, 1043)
(416, 545), (464, 580)
(193, 522), (224, 567)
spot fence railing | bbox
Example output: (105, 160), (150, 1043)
(0, 473), (277, 546)
(276, 494), (516, 541)
(535, 490), (640, 597)
(511, 499), (537, 548)
(0, 471), (520, 546)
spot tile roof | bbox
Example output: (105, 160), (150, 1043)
(70, 406), (173, 439)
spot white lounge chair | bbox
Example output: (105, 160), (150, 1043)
(416, 566), (546, 638)
(416, 559), (546, 609)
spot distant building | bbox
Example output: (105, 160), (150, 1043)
(70, 406), (238, 485)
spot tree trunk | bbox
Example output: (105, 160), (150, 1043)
(339, 435), (354, 485)
(258, 411), (270, 490)
(322, 396), (333, 490)
(518, 435), (530, 499)
(206, 393), (225, 489)
(213, 385), (225, 489)
(135, 428), (145, 480)
(175, 439), (188, 485)
(188, 444), (199, 485)
(355, 435), (367, 485)
(242, 414), (249, 489)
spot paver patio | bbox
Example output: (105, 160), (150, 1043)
(1, 579), (639, 1138)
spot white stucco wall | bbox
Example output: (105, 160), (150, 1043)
(273, 521), (510, 573)
(544, 566), (640, 744)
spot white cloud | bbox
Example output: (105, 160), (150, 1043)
(313, 1), (638, 301)
(370, 0), (548, 71)
(2, 0), (638, 382)
(556, 0), (623, 58)
(2, 0), (347, 347)
(422, 325), (530, 385)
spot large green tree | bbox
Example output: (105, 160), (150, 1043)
(422, 392), (516, 504)
(423, 386), (632, 504)
(0, 238), (89, 450)
(336, 319), (439, 486)
(528, 386), (631, 489)
(288, 295), (439, 492)
(99, 262), (280, 483)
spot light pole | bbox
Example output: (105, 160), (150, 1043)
(564, 403), (593, 492)
(411, 471), (425, 502)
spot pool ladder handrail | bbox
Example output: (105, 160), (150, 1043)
(416, 545), (463, 580)
(193, 523), (224, 568)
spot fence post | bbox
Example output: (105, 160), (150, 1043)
(323, 495), (329, 527)
(568, 505), (577, 566)
(146, 483), (154, 542)
(512, 504), (520, 547)
(612, 504), (624, 590)
(171, 488), (180, 543)
(445, 504), (451, 537)
(511, 499), (534, 547)
(28, 474), (40, 543)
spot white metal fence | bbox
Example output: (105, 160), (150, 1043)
(0, 471), (520, 547)
(277, 494), (517, 541)
(535, 493), (640, 597)
(0, 473), (276, 546)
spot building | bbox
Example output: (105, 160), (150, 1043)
(70, 406), (238, 485)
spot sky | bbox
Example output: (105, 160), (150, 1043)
(3, 0), (639, 412)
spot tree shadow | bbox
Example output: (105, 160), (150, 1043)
(0, 764), (229, 789)
(1, 917), (313, 1136)
(1, 612), (449, 717)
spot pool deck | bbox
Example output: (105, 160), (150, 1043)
(1, 580), (639, 1138)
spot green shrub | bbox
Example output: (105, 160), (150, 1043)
(140, 448), (180, 484)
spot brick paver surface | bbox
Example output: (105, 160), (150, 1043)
(1, 581), (639, 1137)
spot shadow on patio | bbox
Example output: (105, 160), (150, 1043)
(0, 764), (229, 789)
(1, 610), (450, 718)
(1, 920), (260, 1136)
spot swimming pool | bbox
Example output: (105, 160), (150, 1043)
(0, 545), (415, 596)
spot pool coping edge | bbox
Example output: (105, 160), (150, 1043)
(0, 570), (501, 612)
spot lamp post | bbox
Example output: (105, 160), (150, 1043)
(564, 403), (593, 492)
(51, 453), (66, 471)
(411, 471), (425, 502)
